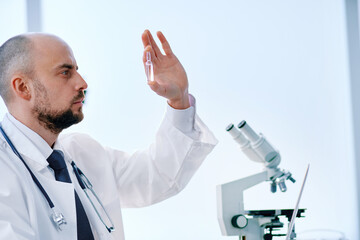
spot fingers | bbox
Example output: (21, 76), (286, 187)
(157, 31), (173, 56)
(141, 31), (150, 48)
(142, 30), (162, 58)
(142, 30), (174, 58)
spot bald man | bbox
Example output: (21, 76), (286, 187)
(0, 31), (217, 240)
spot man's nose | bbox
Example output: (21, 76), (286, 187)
(75, 72), (88, 90)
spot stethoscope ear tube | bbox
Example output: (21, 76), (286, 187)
(71, 162), (86, 189)
(70, 161), (115, 232)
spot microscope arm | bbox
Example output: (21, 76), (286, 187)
(217, 170), (268, 236)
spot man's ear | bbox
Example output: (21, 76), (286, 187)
(11, 75), (32, 101)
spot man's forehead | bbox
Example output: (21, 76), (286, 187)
(29, 33), (77, 68)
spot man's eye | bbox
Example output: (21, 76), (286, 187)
(61, 70), (69, 75)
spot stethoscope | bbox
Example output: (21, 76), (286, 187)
(0, 125), (115, 233)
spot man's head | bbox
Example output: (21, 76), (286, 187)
(0, 33), (88, 134)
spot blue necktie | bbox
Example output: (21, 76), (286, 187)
(47, 150), (94, 240)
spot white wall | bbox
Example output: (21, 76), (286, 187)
(0, 0), (358, 239)
(0, 0), (27, 117)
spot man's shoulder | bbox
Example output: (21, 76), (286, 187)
(57, 132), (114, 170)
(59, 132), (94, 143)
(58, 132), (107, 155)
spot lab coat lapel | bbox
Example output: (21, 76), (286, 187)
(0, 133), (79, 238)
(19, 150), (78, 239)
(35, 173), (78, 239)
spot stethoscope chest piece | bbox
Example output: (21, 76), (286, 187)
(51, 207), (67, 231)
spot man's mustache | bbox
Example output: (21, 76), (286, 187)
(72, 91), (85, 103)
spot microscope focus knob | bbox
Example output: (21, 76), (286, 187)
(231, 215), (248, 229)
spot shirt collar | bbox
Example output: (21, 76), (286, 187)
(2, 113), (54, 170)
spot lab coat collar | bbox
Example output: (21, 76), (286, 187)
(1, 113), (51, 172)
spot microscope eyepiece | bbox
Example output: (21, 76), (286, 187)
(238, 120), (247, 129)
(226, 124), (234, 131)
(237, 121), (260, 143)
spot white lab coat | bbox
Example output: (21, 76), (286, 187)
(0, 106), (217, 240)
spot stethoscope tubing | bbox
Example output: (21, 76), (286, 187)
(0, 125), (55, 208)
(0, 124), (115, 233)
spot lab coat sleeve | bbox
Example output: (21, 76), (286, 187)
(0, 150), (37, 240)
(108, 97), (218, 208)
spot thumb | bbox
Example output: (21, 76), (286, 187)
(148, 80), (164, 96)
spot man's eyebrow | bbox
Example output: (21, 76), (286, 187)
(55, 63), (79, 71)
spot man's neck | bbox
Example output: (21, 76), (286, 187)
(31, 125), (59, 148)
(9, 111), (59, 147)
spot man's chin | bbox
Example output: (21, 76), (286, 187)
(71, 106), (84, 120)
(35, 108), (85, 134)
(68, 109), (84, 125)
(75, 111), (84, 123)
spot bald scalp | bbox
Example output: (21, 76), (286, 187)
(0, 34), (34, 104)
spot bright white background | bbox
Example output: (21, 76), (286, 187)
(0, 0), (358, 239)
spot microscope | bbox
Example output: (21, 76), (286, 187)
(217, 121), (305, 240)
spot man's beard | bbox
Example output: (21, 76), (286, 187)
(32, 80), (85, 134)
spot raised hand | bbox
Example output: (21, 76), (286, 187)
(142, 30), (190, 109)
